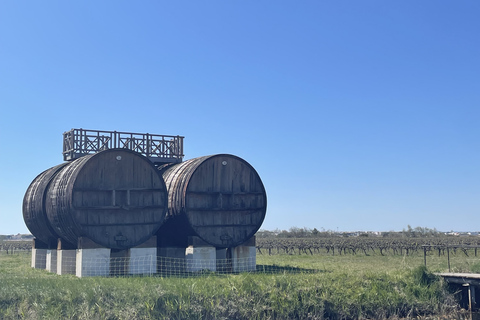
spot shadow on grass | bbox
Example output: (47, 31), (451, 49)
(255, 264), (327, 274)
(120, 265), (327, 278)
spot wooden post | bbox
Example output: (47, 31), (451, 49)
(447, 246), (451, 272)
(469, 284), (476, 311)
(423, 246), (427, 267)
(464, 283), (476, 312)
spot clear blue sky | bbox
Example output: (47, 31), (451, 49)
(0, 1), (478, 234)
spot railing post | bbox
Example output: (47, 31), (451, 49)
(146, 134), (150, 158)
(447, 246), (451, 272)
(424, 246), (427, 267)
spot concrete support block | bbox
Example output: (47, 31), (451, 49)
(129, 247), (156, 275)
(231, 245), (256, 272)
(56, 239), (76, 275)
(46, 249), (57, 273)
(31, 248), (47, 269)
(31, 238), (49, 269)
(185, 246), (216, 272)
(128, 235), (156, 275)
(75, 238), (110, 277)
(57, 250), (76, 275)
(76, 248), (110, 277)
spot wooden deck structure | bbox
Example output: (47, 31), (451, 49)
(438, 273), (480, 312)
(63, 128), (184, 164)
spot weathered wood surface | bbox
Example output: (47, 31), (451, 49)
(161, 154), (267, 248)
(438, 273), (480, 285)
(23, 163), (69, 247)
(24, 149), (168, 249)
(437, 273), (480, 311)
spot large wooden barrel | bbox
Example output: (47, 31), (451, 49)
(160, 154), (267, 248)
(32, 149), (167, 249)
(23, 163), (69, 246)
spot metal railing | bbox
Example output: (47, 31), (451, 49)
(422, 245), (480, 272)
(63, 128), (184, 163)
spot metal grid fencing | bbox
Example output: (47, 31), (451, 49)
(0, 251), (319, 279)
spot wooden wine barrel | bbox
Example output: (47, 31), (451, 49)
(23, 163), (69, 246)
(161, 154), (267, 248)
(42, 149), (168, 249)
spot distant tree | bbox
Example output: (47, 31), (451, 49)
(402, 225), (441, 238)
(277, 230), (291, 238)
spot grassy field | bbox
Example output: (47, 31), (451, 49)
(0, 250), (478, 319)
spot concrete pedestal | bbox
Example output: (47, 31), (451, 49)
(128, 236), (157, 275)
(229, 236), (257, 272)
(57, 250), (76, 275)
(76, 238), (110, 278)
(186, 246), (216, 272)
(31, 238), (50, 269)
(46, 249), (57, 273)
(214, 237), (257, 273)
(76, 248), (110, 277)
(185, 237), (216, 272)
(231, 245), (256, 272)
(56, 239), (77, 275)
(130, 247), (157, 275)
(31, 248), (47, 269)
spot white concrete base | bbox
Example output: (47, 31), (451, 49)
(232, 246), (256, 272)
(57, 250), (76, 275)
(31, 248), (47, 269)
(76, 248), (110, 277)
(46, 249), (57, 273)
(185, 246), (216, 272)
(129, 247), (156, 275)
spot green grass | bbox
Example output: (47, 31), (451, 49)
(0, 251), (476, 319)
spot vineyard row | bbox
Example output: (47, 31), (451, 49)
(255, 237), (480, 256)
(3, 237), (480, 257)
